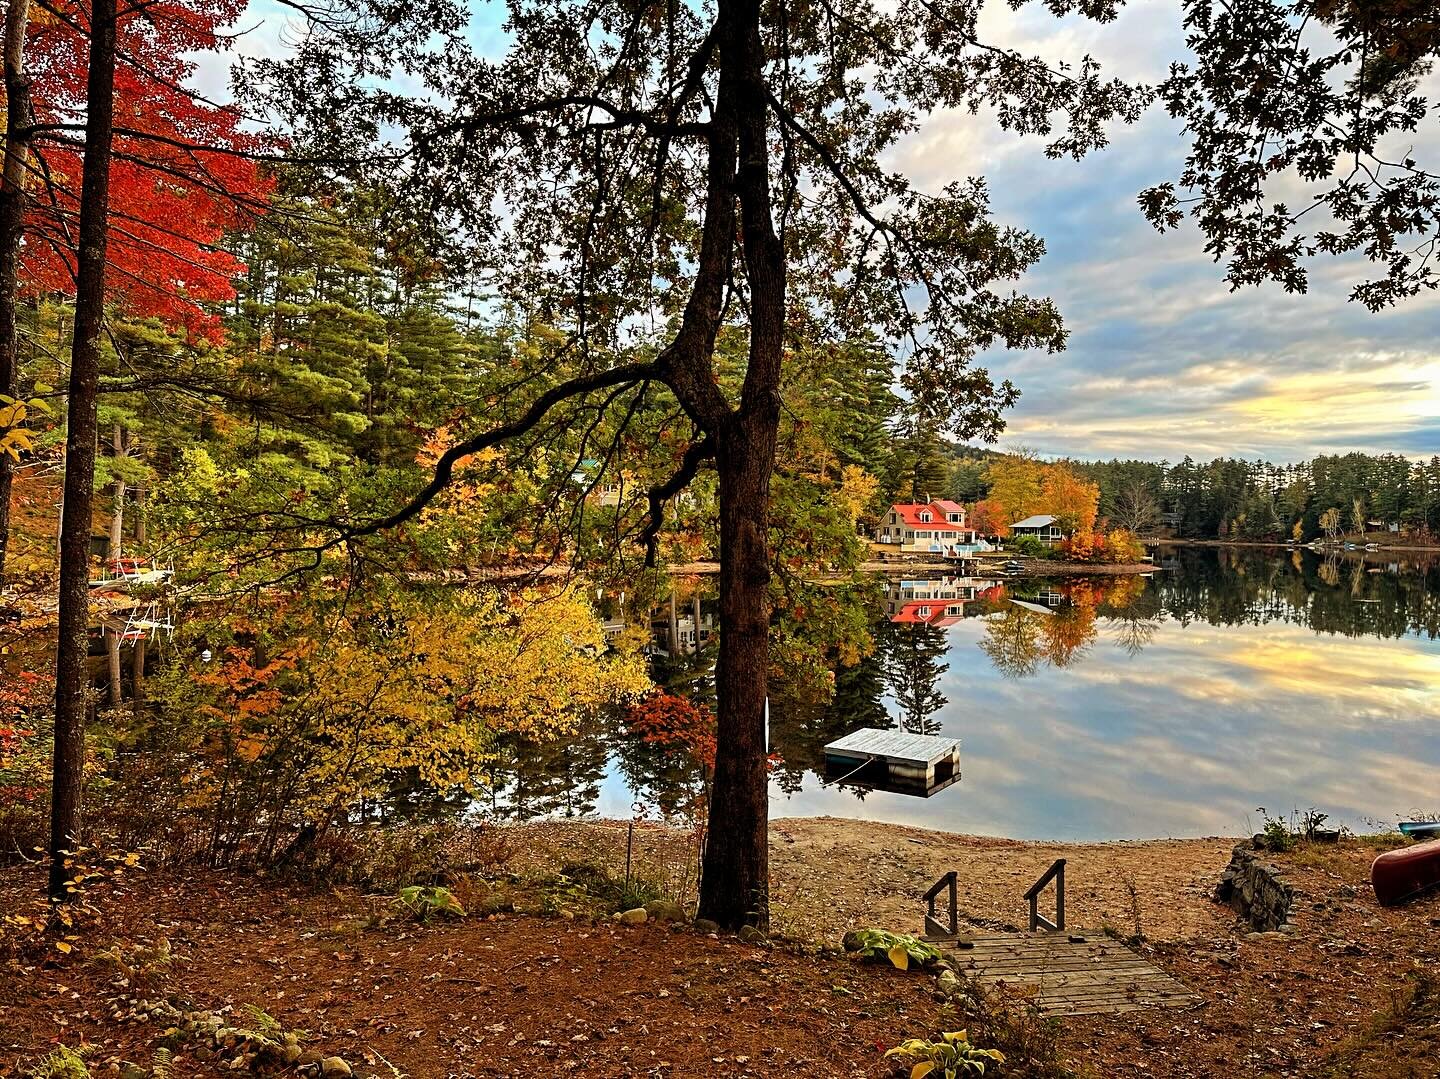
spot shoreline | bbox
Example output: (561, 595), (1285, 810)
(1156, 537), (1440, 554)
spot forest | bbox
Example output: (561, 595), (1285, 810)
(2, 0), (1440, 1073)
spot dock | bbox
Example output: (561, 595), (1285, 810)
(822, 728), (960, 796)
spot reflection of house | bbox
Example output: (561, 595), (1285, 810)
(882, 577), (1001, 625)
(1010, 514), (1064, 545)
(875, 500), (993, 556)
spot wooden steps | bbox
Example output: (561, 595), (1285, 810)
(952, 932), (1200, 1018)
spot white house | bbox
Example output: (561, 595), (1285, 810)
(875, 500), (993, 556)
(1009, 514), (1064, 545)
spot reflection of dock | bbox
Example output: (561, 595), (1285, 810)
(822, 728), (960, 797)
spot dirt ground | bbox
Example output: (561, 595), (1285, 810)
(3, 819), (1438, 1078)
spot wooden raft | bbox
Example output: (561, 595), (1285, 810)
(955, 933), (1200, 1017)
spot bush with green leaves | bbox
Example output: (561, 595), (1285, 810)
(886, 1031), (1006, 1077)
(843, 928), (942, 970)
(25, 1045), (92, 1079)
(394, 884), (466, 920)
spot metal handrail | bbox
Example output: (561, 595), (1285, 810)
(1024, 858), (1065, 932)
(924, 871), (958, 938)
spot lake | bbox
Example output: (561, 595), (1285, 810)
(488, 547), (1440, 841)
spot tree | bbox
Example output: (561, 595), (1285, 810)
(254, 0), (1146, 927)
(1143, 1), (1440, 310)
(0, 0), (34, 580)
(1039, 462), (1099, 537)
(985, 454), (1045, 525)
(1111, 482), (1161, 535)
(51, 0), (118, 902)
(1320, 506), (1341, 540)
(968, 498), (1009, 538)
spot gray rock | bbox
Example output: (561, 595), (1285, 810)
(644, 899), (684, 923)
(694, 917), (720, 934)
(738, 924), (768, 945)
(841, 931), (864, 952)
(320, 1057), (353, 1077)
(617, 907), (648, 925)
(936, 969), (961, 994)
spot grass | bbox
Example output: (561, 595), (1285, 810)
(1322, 965), (1440, 1078)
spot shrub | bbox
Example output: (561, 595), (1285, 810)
(886, 1031), (1005, 1077)
(842, 928), (943, 970)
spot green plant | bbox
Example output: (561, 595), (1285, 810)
(844, 928), (942, 970)
(394, 884), (466, 920)
(1256, 808), (1297, 852)
(25, 1045), (92, 1079)
(886, 1031), (1006, 1077)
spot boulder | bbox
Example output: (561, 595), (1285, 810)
(320, 1057), (353, 1077)
(693, 917), (720, 935)
(616, 907), (648, 925)
(738, 924), (768, 945)
(644, 899), (684, 923)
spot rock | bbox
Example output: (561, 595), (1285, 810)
(644, 899), (684, 923)
(841, 931), (864, 952)
(617, 907), (648, 925)
(738, 924), (768, 945)
(936, 969), (960, 994)
(320, 1057), (353, 1077)
(694, 918), (721, 935)
(1067, 934), (1087, 944)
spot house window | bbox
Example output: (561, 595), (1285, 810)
(917, 606), (931, 617)
(949, 513), (962, 522)
(919, 511), (931, 522)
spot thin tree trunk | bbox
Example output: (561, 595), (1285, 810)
(106, 628), (121, 707)
(131, 636), (145, 703)
(50, 0), (118, 902)
(108, 424), (125, 558)
(0, 0), (33, 581)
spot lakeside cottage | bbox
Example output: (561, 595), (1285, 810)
(875, 499), (993, 556)
(1009, 513), (1065, 545)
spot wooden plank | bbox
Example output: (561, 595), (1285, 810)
(955, 929), (1197, 1017)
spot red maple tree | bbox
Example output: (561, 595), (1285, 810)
(21, 0), (272, 340)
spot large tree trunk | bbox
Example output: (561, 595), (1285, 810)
(0, 0), (33, 581)
(50, 0), (118, 902)
(698, 0), (786, 929)
(700, 446), (775, 928)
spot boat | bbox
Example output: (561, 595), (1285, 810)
(1371, 838), (1440, 905)
(1398, 821), (1440, 839)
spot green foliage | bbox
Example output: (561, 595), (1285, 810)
(394, 884), (466, 920)
(846, 928), (943, 971)
(885, 1031), (1006, 1077)
(1008, 536), (1047, 557)
(24, 1045), (92, 1079)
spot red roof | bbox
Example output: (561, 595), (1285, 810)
(888, 503), (975, 532)
(890, 601), (965, 626)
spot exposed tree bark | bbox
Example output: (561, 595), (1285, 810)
(131, 636), (145, 703)
(50, 0), (118, 902)
(0, 0), (34, 581)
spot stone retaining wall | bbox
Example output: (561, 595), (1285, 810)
(1215, 842), (1295, 931)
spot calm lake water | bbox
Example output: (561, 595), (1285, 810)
(490, 547), (1440, 841)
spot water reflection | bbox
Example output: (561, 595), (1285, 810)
(489, 548), (1440, 839)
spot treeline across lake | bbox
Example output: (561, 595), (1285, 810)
(942, 448), (1440, 543)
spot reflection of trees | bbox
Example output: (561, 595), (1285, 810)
(479, 721), (610, 820)
(767, 651), (890, 794)
(1156, 547), (1440, 640)
(612, 733), (707, 822)
(979, 605), (1044, 678)
(878, 619), (949, 734)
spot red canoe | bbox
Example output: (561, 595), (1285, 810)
(1372, 839), (1440, 906)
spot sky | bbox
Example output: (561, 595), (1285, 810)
(207, 0), (1440, 465)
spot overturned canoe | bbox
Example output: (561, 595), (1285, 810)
(1372, 839), (1440, 906)
(1398, 821), (1440, 839)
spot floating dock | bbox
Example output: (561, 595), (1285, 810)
(822, 728), (960, 797)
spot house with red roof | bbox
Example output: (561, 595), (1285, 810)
(874, 500), (993, 556)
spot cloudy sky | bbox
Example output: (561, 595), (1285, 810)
(212, 0), (1440, 465)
